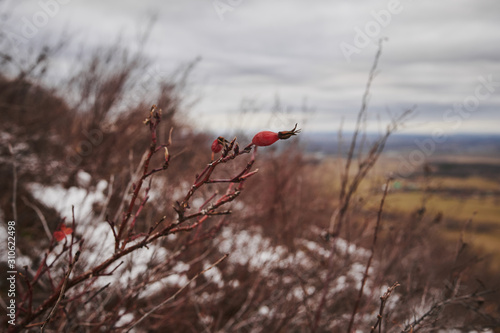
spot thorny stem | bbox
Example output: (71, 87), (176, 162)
(175, 141), (255, 222)
(117, 105), (168, 251)
(13, 108), (268, 331)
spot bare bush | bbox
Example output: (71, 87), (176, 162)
(1, 38), (499, 333)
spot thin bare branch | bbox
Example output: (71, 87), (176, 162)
(126, 254), (229, 332)
(41, 251), (81, 332)
(347, 177), (391, 332)
(370, 282), (400, 333)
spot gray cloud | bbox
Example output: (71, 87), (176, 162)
(2, 0), (499, 134)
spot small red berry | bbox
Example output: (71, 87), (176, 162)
(252, 131), (279, 147)
(252, 123), (301, 147)
(211, 136), (226, 153)
(211, 136), (229, 160)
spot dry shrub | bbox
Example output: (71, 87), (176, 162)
(1, 39), (499, 333)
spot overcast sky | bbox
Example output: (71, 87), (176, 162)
(2, 0), (500, 135)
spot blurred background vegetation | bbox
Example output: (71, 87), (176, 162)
(1, 8), (500, 332)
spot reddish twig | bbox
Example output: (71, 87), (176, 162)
(14, 107), (281, 331)
(84, 283), (111, 306)
(20, 266), (33, 320)
(40, 251), (80, 332)
(127, 177), (152, 239)
(117, 105), (167, 251)
(175, 139), (255, 222)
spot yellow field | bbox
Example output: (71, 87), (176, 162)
(375, 157), (500, 271)
(312, 155), (500, 271)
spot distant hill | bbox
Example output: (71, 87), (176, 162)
(301, 132), (500, 158)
